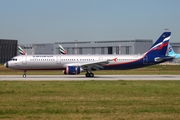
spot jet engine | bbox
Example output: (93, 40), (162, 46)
(63, 66), (81, 75)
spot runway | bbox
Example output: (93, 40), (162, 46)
(0, 75), (180, 81)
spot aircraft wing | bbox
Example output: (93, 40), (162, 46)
(80, 60), (109, 70)
(64, 58), (116, 71)
(80, 58), (118, 70)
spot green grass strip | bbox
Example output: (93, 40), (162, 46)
(0, 81), (180, 119)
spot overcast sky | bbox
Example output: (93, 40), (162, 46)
(0, 0), (179, 44)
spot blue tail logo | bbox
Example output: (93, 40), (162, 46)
(167, 43), (176, 56)
(168, 46), (172, 52)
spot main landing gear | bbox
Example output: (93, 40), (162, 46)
(85, 70), (94, 77)
(23, 70), (26, 78)
(85, 73), (94, 77)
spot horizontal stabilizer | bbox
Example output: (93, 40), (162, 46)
(154, 56), (174, 62)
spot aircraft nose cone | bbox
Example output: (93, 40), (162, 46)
(4, 62), (8, 68)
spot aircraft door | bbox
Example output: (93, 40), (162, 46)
(99, 57), (103, 61)
(22, 56), (27, 64)
(143, 56), (148, 64)
(57, 56), (61, 64)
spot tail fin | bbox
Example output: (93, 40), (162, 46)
(167, 43), (176, 56)
(18, 46), (26, 55)
(145, 32), (171, 56)
(58, 45), (67, 54)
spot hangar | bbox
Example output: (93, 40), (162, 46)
(19, 39), (153, 55)
(54, 39), (153, 55)
(0, 39), (18, 63)
(17, 40), (180, 56)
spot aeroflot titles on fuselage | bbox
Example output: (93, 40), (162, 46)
(33, 55), (53, 57)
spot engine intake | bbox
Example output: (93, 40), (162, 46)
(64, 66), (81, 75)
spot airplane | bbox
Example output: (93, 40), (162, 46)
(18, 46), (26, 55)
(167, 43), (180, 63)
(58, 45), (67, 54)
(4, 32), (173, 78)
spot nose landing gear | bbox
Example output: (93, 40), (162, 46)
(23, 70), (26, 78)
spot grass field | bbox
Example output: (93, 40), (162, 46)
(1, 65), (180, 119)
(0, 81), (180, 120)
(1, 64), (180, 75)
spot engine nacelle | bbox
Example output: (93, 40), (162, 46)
(63, 66), (81, 75)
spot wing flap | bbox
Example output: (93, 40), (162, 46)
(81, 60), (109, 70)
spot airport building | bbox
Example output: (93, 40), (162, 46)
(18, 39), (153, 55)
(17, 39), (180, 56)
(1, 37), (180, 64)
(54, 40), (153, 55)
(0, 39), (18, 63)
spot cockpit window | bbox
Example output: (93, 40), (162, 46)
(12, 58), (17, 61)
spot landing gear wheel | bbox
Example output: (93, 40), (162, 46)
(23, 75), (26, 78)
(23, 70), (27, 78)
(85, 73), (94, 77)
(89, 73), (94, 77)
(86, 73), (90, 77)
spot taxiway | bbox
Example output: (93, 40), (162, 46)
(0, 75), (180, 81)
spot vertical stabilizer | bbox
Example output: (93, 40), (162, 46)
(59, 45), (67, 54)
(145, 32), (171, 56)
(167, 43), (176, 56)
(18, 46), (26, 55)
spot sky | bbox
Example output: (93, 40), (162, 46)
(0, 0), (179, 44)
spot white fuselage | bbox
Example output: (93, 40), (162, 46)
(6, 54), (144, 70)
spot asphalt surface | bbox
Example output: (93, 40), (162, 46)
(0, 75), (180, 81)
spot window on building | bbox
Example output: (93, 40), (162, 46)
(108, 47), (112, 54)
(67, 48), (69, 54)
(79, 48), (82, 54)
(92, 47), (95, 54)
(116, 47), (119, 54)
(72, 48), (75, 54)
(126, 46), (130, 54)
(101, 47), (104, 54)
